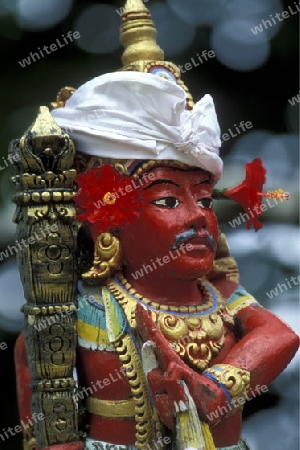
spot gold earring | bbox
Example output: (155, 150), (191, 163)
(82, 232), (122, 284)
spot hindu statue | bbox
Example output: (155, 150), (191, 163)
(12, 1), (299, 450)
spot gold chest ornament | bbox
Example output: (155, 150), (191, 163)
(107, 274), (235, 371)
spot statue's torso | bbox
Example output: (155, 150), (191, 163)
(76, 277), (256, 448)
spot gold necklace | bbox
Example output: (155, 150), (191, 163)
(114, 273), (215, 313)
(107, 274), (235, 371)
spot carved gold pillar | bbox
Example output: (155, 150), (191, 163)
(10, 106), (80, 447)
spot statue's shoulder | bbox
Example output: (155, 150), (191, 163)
(207, 275), (262, 317)
(76, 281), (129, 350)
(225, 285), (262, 316)
(76, 282), (110, 350)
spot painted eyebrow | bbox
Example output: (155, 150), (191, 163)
(194, 179), (212, 186)
(144, 179), (180, 190)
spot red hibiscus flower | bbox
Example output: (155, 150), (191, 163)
(213, 158), (290, 231)
(224, 158), (266, 231)
(74, 164), (143, 238)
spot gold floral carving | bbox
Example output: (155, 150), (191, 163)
(108, 276), (235, 371)
(82, 233), (122, 284)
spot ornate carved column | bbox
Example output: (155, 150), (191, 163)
(10, 106), (80, 448)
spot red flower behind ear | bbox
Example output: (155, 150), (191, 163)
(74, 164), (143, 238)
(222, 158), (289, 231)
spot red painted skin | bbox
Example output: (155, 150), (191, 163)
(14, 167), (299, 449)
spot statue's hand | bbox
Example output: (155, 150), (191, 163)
(136, 304), (227, 426)
(135, 303), (184, 371)
(163, 360), (216, 423)
(145, 367), (175, 429)
(136, 304), (191, 427)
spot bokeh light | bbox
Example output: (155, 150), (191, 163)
(211, 19), (270, 71)
(225, 130), (273, 163)
(73, 4), (121, 55)
(0, 0), (18, 15)
(262, 224), (300, 268)
(167, 0), (223, 26)
(260, 134), (299, 187)
(150, 2), (196, 57)
(225, 131), (298, 189)
(15, 0), (73, 31)
(220, 0), (284, 39)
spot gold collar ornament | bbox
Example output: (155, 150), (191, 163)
(106, 274), (235, 371)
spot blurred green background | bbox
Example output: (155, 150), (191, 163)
(0, 0), (299, 449)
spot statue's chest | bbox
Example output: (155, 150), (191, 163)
(149, 306), (235, 371)
(108, 278), (235, 372)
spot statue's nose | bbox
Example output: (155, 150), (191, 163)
(183, 199), (207, 230)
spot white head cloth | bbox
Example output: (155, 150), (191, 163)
(51, 71), (223, 182)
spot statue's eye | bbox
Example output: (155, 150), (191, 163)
(152, 197), (180, 208)
(197, 198), (213, 209)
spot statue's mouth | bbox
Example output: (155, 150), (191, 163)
(185, 235), (209, 251)
(172, 227), (215, 251)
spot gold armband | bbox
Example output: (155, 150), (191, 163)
(203, 364), (250, 408)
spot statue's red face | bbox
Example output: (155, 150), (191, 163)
(121, 166), (218, 281)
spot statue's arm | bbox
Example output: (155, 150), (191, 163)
(136, 290), (299, 427)
(14, 333), (33, 439)
(202, 233), (299, 407)
(180, 298), (299, 425)
(219, 301), (299, 387)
